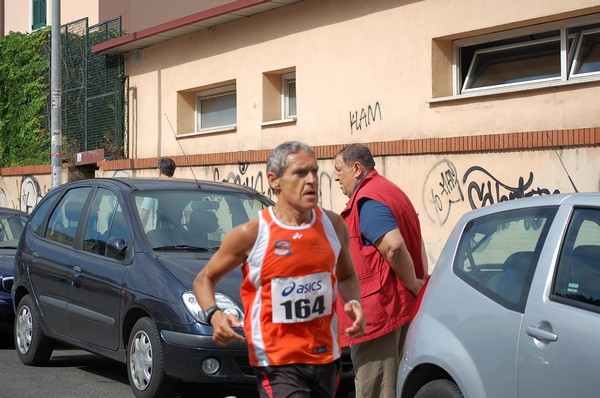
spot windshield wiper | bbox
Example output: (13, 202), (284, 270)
(152, 245), (212, 252)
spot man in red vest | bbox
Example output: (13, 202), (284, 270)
(334, 143), (429, 398)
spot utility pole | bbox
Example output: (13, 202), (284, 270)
(51, 0), (62, 188)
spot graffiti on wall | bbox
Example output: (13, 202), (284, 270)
(112, 170), (131, 177)
(213, 163), (273, 198)
(18, 175), (49, 214)
(212, 164), (338, 209)
(463, 166), (561, 210)
(424, 161), (561, 225)
(424, 160), (464, 225)
(350, 102), (381, 134)
(0, 187), (7, 208)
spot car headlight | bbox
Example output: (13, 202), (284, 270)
(182, 291), (244, 326)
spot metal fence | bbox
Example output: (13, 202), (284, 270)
(59, 17), (125, 161)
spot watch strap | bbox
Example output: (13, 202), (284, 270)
(204, 305), (222, 325)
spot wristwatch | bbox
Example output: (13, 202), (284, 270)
(204, 305), (222, 325)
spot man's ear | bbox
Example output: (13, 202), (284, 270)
(353, 162), (363, 178)
(267, 172), (280, 190)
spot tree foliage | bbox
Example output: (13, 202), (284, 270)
(0, 28), (51, 167)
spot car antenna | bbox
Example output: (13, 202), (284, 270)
(164, 113), (201, 187)
(546, 132), (578, 193)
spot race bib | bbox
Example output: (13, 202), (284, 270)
(271, 272), (333, 323)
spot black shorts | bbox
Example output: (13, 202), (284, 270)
(253, 359), (340, 398)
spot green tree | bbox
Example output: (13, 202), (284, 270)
(0, 28), (51, 167)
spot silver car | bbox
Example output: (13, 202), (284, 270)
(398, 193), (600, 398)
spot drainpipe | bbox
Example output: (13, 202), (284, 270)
(0, 0), (4, 37)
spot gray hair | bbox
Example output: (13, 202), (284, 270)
(267, 141), (315, 177)
(336, 143), (375, 171)
(158, 157), (176, 177)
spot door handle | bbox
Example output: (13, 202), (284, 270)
(526, 325), (558, 343)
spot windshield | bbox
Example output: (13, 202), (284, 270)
(0, 212), (27, 248)
(134, 190), (271, 250)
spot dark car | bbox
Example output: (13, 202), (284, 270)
(12, 178), (274, 397)
(0, 208), (27, 332)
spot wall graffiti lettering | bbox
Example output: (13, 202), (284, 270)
(350, 101), (381, 134)
(319, 171), (334, 210)
(213, 164), (273, 198)
(423, 160), (464, 225)
(463, 166), (560, 210)
(424, 161), (562, 225)
(0, 187), (7, 208)
(112, 169), (131, 177)
(18, 175), (48, 214)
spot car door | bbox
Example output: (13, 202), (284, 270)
(67, 187), (129, 350)
(28, 186), (91, 336)
(518, 201), (600, 397)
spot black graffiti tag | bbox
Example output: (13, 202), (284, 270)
(350, 102), (381, 134)
(463, 166), (560, 210)
(423, 159), (464, 225)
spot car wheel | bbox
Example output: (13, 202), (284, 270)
(14, 294), (53, 365)
(415, 379), (463, 398)
(127, 317), (178, 398)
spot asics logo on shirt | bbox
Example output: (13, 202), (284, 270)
(281, 280), (324, 297)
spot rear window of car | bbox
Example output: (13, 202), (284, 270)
(453, 206), (557, 312)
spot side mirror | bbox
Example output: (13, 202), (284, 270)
(107, 237), (128, 260)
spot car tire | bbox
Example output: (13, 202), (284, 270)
(14, 294), (53, 365)
(415, 379), (463, 398)
(127, 317), (178, 398)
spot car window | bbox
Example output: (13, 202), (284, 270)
(454, 206), (556, 311)
(0, 212), (27, 247)
(83, 188), (117, 256)
(45, 187), (91, 247)
(552, 208), (600, 311)
(29, 191), (59, 237)
(135, 191), (269, 249)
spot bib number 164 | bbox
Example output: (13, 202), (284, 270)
(271, 272), (333, 323)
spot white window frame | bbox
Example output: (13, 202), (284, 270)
(195, 84), (237, 134)
(570, 27), (600, 78)
(462, 36), (562, 93)
(452, 14), (600, 97)
(281, 72), (297, 120)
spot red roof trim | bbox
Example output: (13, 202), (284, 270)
(92, 0), (272, 54)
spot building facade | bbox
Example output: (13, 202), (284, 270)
(1, 0), (600, 267)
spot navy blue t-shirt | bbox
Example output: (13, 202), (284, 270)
(358, 198), (398, 246)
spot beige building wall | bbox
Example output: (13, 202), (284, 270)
(1, 0), (600, 271)
(3, 0), (234, 34)
(4, 0), (32, 33)
(125, 0), (600, 158)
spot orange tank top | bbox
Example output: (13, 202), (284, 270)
(241, 206), (341, 367)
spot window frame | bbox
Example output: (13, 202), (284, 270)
(570, 27), (600, 78)
(281, 72), (297, 119)
(452, 13), (600, 97)
(462, 35), (563, 93)
(194, 84), (237, 134)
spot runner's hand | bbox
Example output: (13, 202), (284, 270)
(211, 311), (245, 346)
